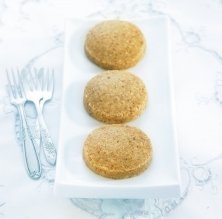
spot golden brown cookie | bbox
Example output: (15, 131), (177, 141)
(85, 20), (145, 70)
(83, 125), (152, 179)
(83, 70), (148, 124)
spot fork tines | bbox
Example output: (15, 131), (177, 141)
(22, 68), (54, 93)
(6, 68), (24, 100)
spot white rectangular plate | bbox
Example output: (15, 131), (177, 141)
(54, 16), (181, 199)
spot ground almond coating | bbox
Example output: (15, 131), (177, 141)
(85, 20), (146, 70)
(84, 70), (148, 124)
(83, 125), (152, 179)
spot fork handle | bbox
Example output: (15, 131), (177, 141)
(40, 128), (57, 166)
(18, 106), (42, 180)
(37, 113), (57, 166)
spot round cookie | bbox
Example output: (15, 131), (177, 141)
(83, 70), (148, 124)
(83, 125), (152, 179)
(85, 20), (145, 70)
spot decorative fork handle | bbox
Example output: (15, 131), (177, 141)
(36, 110), (57, 166)
(17, 106), (42, 180)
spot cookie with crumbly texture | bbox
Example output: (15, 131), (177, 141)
(85, 20), (145, 70)
(83, 125), (152, 179)
(83, 70), (147, 124)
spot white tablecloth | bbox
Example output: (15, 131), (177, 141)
(0, 0), (222, 218)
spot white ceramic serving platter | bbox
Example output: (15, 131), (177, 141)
(54, 16), (181, 199)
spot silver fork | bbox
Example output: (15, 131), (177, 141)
(21, 68), (57, 166)
(7, 69), (42, 179)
